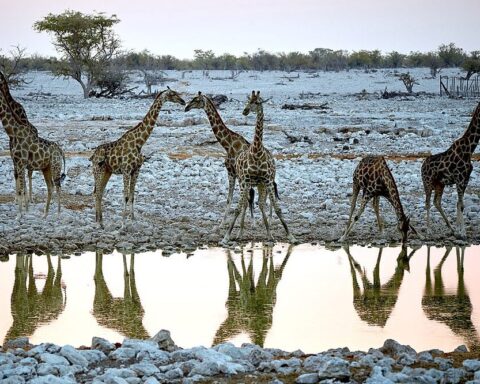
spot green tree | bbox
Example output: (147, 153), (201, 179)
(385, 51), (405, 68)
(437, 43), (465, 67)
(462, 51), (480, 80)
(34, 10), (121, 98)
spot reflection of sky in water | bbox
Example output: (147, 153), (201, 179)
(0, 244), (479, 354)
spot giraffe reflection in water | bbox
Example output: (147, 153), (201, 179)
(345, 245), (417, 327)
(4, 254), (65, 344)
(213, 245), (292, 347)
(93, 251), (148, 339)
(422, 246), (480, 352)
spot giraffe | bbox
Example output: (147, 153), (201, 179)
(421, 101), (480, 239)
(339, 156), (417, 243)
(0, 71), (66, 218)
(0, 71), (36, 203)
(222, 91), (296, 244)
(90, 87), (185, 227)
(184, 92), (250, 227)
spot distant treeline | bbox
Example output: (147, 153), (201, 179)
(5, 43), (478, 74)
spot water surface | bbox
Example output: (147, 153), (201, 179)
(0, 244), (479, 353)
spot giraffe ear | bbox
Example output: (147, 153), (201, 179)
(251, 90), (255, 97)
(256, 91), (260, 97)
(198, 91), (202, 96)
(167, 86), (170, 90)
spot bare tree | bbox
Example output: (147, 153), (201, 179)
(399, 73), (419, 93)
(0, 45), (30, 87)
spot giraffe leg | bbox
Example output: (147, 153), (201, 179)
(122, 172), (131, 225)
(128, 168), (141, 220)
(258, 185), (273, 242)
(94, 169), (112, 228)
(237, 199), (249, 240)
(340, 183), (360, 241)
(41, 168), (53, 218)
(28, 169), (33, 204)
(222, 184), (250, 244)
(267, 183), (296, 243)
(456, 184), (467, 239)
(220, 174), (236, 228)
(339, 195), (371, 242)
(433, 184), (455, 235)
(424, 184), (433, 235)
(372, 196), (384, 233)
(15, 166), (27, 220)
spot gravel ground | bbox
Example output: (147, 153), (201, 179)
(0, 69), (479, 255)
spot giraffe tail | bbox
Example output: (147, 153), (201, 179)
(248, 188), (255, 218)
(60, 149), (66, 183)
(273, 181), (280, 200)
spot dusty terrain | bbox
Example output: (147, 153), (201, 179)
(0, 69), (479, 255)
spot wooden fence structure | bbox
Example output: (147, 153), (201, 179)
(440, 75), (480, 97)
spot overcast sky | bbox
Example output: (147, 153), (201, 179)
(1, 0), (479, 59)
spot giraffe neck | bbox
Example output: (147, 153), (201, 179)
(459, 102), (480, 154)
(252, 103), (264, 152)
(0, 79), (28, 124)
(204, 98), (235, 150)
(134, 95), (164, 148)
(0, 89), (28, 138)
(386, 175), (406, 222)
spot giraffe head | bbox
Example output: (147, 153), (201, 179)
(158, 86), (186, 106)
(242, 91), (263, 116)
(398, 215), (419, 244)
(184, 91), (208, 112)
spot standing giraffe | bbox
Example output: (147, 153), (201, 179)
(0, 72), (36, 202)
(421, 101), (480, 238)
(0, 72), (66, 218)
(222, 91), (295, 244)
(90, 87), (185, 227)
(339, 156), (417, 243)
(185, 92), (250, 227)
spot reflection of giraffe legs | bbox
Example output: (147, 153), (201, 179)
(213, 244), (294, 346)
(423, 246), (479, 352)
(93, 251), (148, 339)
(345, 245), (415, 327)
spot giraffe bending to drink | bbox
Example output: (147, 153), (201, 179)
(339, 156), (417, 243)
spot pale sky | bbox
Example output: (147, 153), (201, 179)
(1, 0), (479, 59)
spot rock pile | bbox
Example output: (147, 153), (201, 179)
(1, 333), (479, 383)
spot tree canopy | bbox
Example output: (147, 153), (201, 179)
(34, 10), (121, 98)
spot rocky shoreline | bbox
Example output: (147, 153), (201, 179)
(1, 331), (480, 383)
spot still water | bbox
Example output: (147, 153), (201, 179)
(0, 244), (479, 353)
